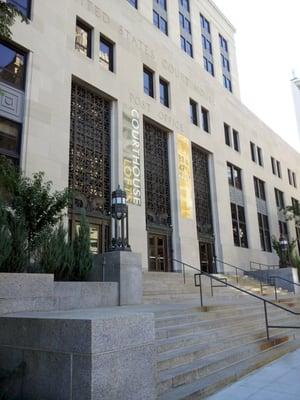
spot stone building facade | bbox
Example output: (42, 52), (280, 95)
(1, 0), (300, 272)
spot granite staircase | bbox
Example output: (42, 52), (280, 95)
(143, 271), (300, 399)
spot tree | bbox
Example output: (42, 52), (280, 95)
(0, 1), (28, 40)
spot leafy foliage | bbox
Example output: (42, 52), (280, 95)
(0, 2), (28, 40)
(73, 214), (93, 280)
(272, 236), (296, 267)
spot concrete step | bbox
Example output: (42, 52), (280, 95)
(158, 337), (300, 400)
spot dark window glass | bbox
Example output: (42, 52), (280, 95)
(232, 130), (239, 151)
(99, 35), (114, 72)
(224, 123), (231, 146)
(271, 157), (276, 175)
(223, 75), (232, 92)
(250, 142), (256, 162)
(186, 41), (193, 57)
(159, 78), (169, 107)
(293, 172), (297, 188)
(179, 13), (184, 28)
(200, 14), (210, 33)
(7, 0), (30, 18)
(160, 17), (168, 35)
(288, 169), (292, 185)
(190, 99), (198, 125)
(254, 177), (266, 200)
(153, 10), (159, 27)
(0, 42), (26, 90)
(180, 0), (190, 12)
(219, 34), (228, 52)
(128, 0), (137, 8)
(258, 213), (271, 252)
(143, 67), (154, 97)
(201, 106), (210, 133)
(75, 20), (92, 58)
(204, 57), (214, 76)
(257, 147), (263, 166)
(296, 226), (300, 254)
(231, 203), (248, 248)
(275, 188), (285, 209)
(276, 161), (281, 178)
(0, 117), (21, 160)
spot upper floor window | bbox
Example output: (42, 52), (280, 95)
(254, 177), (266, 200)
(159, 77), (169, 107)
(190, 99), (198, 126)
(200, 14), (210, 33)
(276, 160), (281, 178)
(258, 213), (271, 252)
(250, 142), (263, 166)
(127, 0), (137, 8)
(219, 35), (228, 52)
(257, 147), (263, 166)
(7, 0), (31, 18)
(275, 188), (285, 209)
(219, 34), (232, 92)
(179, 13), (191, 34)
(75, 19), (92, 58)
(288, 169), (297, 188)
(224, 123), (239, 152)
(271, 156), (281, 177)
(180, 36), (193, 57)
(153, 11), (168, 35)
(231, 203), (248, 248)
(201, 106), (210, 133)
(227, 163), (242, 190)
(232, 129), (239, 152)
(99, 35), (114, 72)
(0, 42), (26, 90)
(143, 66), (154, 97)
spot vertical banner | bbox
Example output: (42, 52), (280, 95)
(123, 106), (142, 206)
(177, 134), (193, 219)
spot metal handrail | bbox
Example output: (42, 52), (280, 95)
(250, 261), (280, 271)
(269, 276), (300, 298)
(173, 259), (300, 340)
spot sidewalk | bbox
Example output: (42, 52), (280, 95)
(206, 349), (300, 400)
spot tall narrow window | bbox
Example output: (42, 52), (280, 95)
(0, 117), (21, 162)
(275, 188), (285, 209)
(179, 0), (193, 57)
(276, 160), (281, 178)
(227, 163), (242, 190)
(231, 203), (248, 248)
(159, 78), (169, 107)
(200, 14), (214, 76)
(232, 129), (239, 152)
(257, 147), (263, 166)
(99, 35), (114, 72)
(75, 19), (92, 58)
(190, 99), (198, 126)
(219, 34), (232, 92)
(143, 66), (154, 97)
(271, 157), (276, 175)
(201, 107), (210, 133)
(153, 0), (168, 35)
(250, 142), (256, 162)
(224, 123), (231, 146)
(258, 213), (271, 252)
(293, 172), (297, 188)
(0, 42), (26, 90)
(253, 177), (266, 200)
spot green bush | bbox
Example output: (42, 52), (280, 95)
(73, 214), (93, 281)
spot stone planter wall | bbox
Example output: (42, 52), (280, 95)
(0, 273), (118, 315)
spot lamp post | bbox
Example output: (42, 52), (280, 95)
(279, 235), (288, 268)
(110, 186), (131, 252)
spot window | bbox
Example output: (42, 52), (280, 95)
(250, 142), (256, 162)
(271, 157), (276, 175)
(180, 36), (193, 57)
(0, 42), (26, 90)
(288, 169), (292, 185)
(200, 14), (210, 33)
(227, 163), (242, 190)
(201, 107), (210, 133)
(224, 123), (231, 146)
(7, 0), (31, 18)
(99, 35), (114, 72)
(153, 0), (168, 35)
(75, 19), (92, 58)
(200, 15), (214, 76)
(231, 203), (248, 248)
(0, 117), (21, 161)
(190, 99), (198, 126)
(257, 147), (263, 166)
(219, 34), (232, 92)
(253, 177), (266, 200)
(275, 188), (285, 209)
(279, 220), (288, 239)
(204, 58), (214, 76)
(276, 160), (281, 178)
(288, 169), (297, 187)
(219, 35), (228, 52)
(180, 0), (190, 12)
(128, 0), (138, 7)
(296, 226), (300, 254)
(159, 78), (169, 107)
(293, 172), (297, 188)
(232, 130), (239, 152)
(179, 14), (191, 33)
(223, 75), (232, 92)
(143, 66), (154, 97)
(258, 213), (271, 252)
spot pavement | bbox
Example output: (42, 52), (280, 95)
(206, 348), (300, 400)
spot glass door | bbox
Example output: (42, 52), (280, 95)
(148, 234), (168, 271)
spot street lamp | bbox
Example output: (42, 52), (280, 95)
(279, 235), (289, 268)
(110, 186), (131, 252)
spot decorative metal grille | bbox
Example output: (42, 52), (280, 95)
(69, 82), (111, 219)
(192, 144), (213, 238)
(143, 120), (171, 229)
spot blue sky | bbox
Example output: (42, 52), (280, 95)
(213, 0), (300, 151)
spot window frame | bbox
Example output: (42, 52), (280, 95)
(0, 116), (22, 161)
(190, 99), (198, 126)
(201, 106), (210, 133)
(159, 77), (169, 108)
(143, 66), (154, 98)
(99, 34), (114, 72)
(0, 41), (27, 90)
(75, 18), (92, 59)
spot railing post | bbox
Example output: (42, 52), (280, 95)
(264, 301), (270, 340)
(183, 263), (186, 284)
(235, 268), (239, 284)
(274, 281), (278, 302)
(210, 276), (213, 297)
(260, 278), (263, 295)
(199, 274), (203, 307)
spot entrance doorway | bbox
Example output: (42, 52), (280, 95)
(148, 234), (169, 272)
(199, 241), (214, 273)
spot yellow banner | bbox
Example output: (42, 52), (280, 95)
(177, 134), (193, 219)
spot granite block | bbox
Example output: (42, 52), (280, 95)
(0, 273), (54, 299)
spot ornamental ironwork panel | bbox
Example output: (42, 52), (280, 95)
(192, 144), (213, 238)
(69, 82), (111, 219)
(143, 120), (171, 229)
